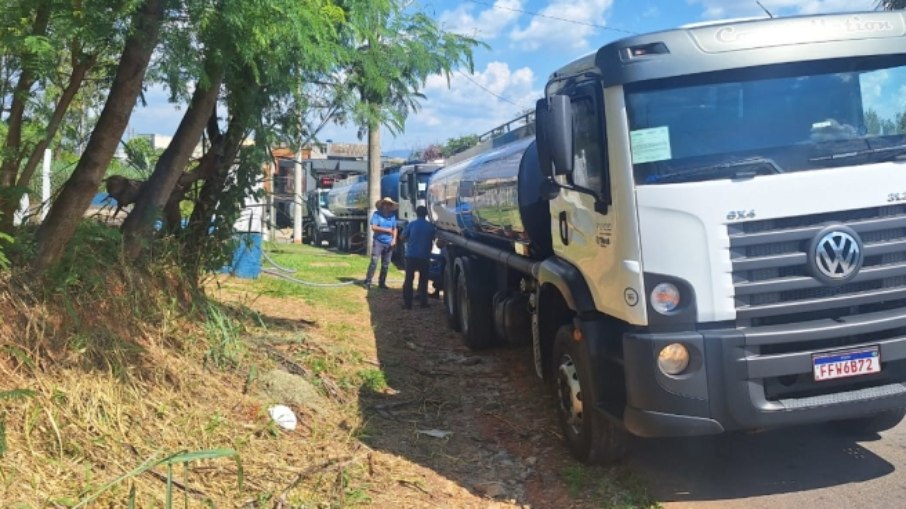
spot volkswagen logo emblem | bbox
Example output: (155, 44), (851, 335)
(808, 226), (863, 284)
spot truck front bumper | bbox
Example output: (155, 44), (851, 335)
(620, 323), (906, 437)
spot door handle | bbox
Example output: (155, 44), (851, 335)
(559, 211), (569, 245)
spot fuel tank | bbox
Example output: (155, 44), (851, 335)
(327, 172), (400, 219)
(427, 137), (551, 256)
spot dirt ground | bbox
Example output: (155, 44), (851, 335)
(235, 261), (655, 508)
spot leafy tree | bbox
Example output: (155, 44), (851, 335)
(0, 0), (137, 234)
(340, 1), (480, 254)
(122, 0), (345, 262)
(418, 143), (443, 161)
(33, 0), (164, 272)
(865, 109), (883, 135)
(121, 136), (162, 176)
(443, 133), (479, 156)
(170, 0), (344, 280)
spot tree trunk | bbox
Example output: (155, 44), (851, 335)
(32, 0), (164, 273)
(182, 116), (245, 281)
(0, 52), (97, 234)
(0, 2), (51, 210)
(121, 57), (223, 261)
(366, 120), (381, 257)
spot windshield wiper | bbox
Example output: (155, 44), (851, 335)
(810, 143), (906, 163)
(646, 157), (784, 184)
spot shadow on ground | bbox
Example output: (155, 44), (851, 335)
(357, 278), (897, 507)
(358, 281), (578, 506)
(628, 424), (895, 503)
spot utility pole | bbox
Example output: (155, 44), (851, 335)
(293, 148), (303, 243)
(41, 149), (51, 220)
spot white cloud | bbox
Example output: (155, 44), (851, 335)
(510, 0), (614, 51)
(384, 61), (541, 151)
(438, 0), (524, 40)
(689, 0), (878, 19)
(304, 62), (541, 154)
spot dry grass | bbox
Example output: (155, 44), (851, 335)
(0, 262), (380, 507)
(0, 237), (660, 509)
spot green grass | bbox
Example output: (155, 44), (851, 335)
(562, 464), (587, 497)
(357, 368), (388, 393)
(251, 243), (398, 314)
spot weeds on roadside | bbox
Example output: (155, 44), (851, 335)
(561, 464), (662, 508)
(203, 301), (245, 369)
(73, 448), (243, 508)
(0, 389), (35, 457)
(357, 368), (388, 393)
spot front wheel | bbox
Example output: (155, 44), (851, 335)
(552, 324), (626, 464)
(831, 408), (906, 435)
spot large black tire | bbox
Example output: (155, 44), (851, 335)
(831, 408), (906, 435)
(339, 223), (348, 252)
(552, 324), (626, 464)
(443, 258), (460, 331)
(456, 258), (494, 349)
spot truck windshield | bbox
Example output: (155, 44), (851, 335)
(626, 56), (906, 185)
(417, 173), (431, 200)
(319, 191), (329, 208)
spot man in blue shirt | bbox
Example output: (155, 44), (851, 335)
(364, 197), (398, 289)
(400, 205), (436, 309)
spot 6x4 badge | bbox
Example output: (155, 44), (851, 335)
(726, 209), (756, 221)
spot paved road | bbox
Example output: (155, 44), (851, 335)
(628, 421), (906, 508)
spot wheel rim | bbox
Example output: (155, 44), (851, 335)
(557, 354), (583, 435)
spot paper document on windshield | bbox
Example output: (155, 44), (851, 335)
(630, 126), (672, 164)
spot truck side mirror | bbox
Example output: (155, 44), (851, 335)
(535, 98), (553, 177)
(548, 95), (573, 176)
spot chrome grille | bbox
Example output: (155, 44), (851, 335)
(730, 205), (906, 327)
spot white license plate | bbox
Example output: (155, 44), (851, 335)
(813, 346), (881, 382)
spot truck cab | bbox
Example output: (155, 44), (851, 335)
(305, 188), (334, 246)
(398, 162), (443, 224)
(433, 11), (906, 463)
(538, 10), (906, 452)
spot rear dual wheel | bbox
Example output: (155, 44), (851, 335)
(338, 223), (345, 251)
(456, 259), (494, 349)
(443, 258), (460, 331)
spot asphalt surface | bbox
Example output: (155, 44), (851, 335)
(628, 420), (906, 508)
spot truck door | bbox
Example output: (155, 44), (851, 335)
(549, 81), (626, 318)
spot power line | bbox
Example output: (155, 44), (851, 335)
(456, 69), (529, 110)
(465, 0), (638, 35)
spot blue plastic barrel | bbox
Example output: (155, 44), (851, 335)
(227, 232), (262, 278)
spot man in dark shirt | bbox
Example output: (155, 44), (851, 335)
(400, 205), (436, 309)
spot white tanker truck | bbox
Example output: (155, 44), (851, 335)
(429, 11), (906, 462)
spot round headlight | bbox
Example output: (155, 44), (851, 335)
(657, 343), (690, 375)
(650, 283), (680, 315)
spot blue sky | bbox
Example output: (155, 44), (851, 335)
(127, 0), (880, 156)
